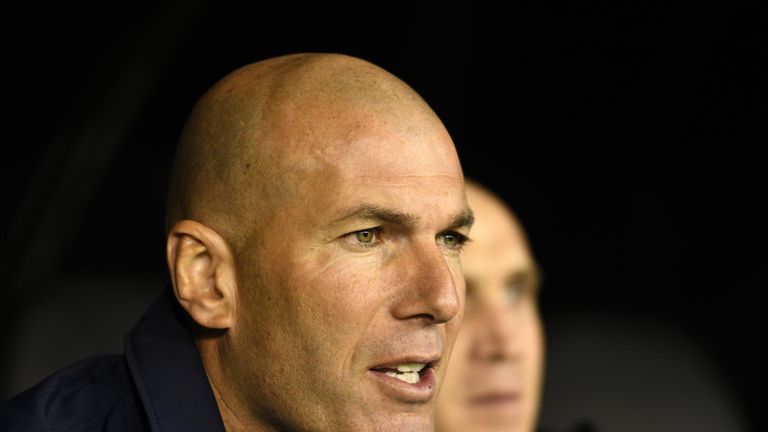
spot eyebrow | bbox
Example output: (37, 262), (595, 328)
(331, 204), (418, 226)
(448, 208), (475, 231)
(510, 263), (543, 294)
(330, 204), (474, 231)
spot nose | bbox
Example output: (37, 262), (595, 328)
(390, 241), (461, 324)
(473, 303), (518, 360)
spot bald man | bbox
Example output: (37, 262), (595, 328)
(0, 54), (474, 431)
(436, 182), (544, 432)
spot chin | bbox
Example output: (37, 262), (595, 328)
(475, 416), (533, 432)
(352, 411), (433, 432)
(385, 413), (434, 432)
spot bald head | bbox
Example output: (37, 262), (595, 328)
(166, 53), (446, 249)
(464, 181), (532, 258)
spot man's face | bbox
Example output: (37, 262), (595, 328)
(436, 187), (544, 432)
(224, 114), (472, 431)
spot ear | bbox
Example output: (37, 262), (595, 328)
(166, 220), (237, 329)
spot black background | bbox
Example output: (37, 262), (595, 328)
(2, 1), (765, 429)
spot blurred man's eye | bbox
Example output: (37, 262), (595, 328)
(463, 281), (477, 312)
(506, 282), (524, 304)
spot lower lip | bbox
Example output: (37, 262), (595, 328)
(467, 393), (522, 415)
(366, 367), (437, 404)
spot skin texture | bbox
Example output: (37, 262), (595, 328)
(165, 54), (473, 431)
(435, 182), (544, 432)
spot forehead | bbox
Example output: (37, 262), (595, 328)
(462, 189), (532, 276)
(302, 101), (457, 170)
(273, 107), (466, 219)
(328, 124), (460, 185)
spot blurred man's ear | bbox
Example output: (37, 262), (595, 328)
(166, 220), (237, 329)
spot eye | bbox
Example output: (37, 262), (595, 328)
(437, 231), (469, 251)
(463, 280), (477, 310)
(355, 229), (376, 244)
(342, 227), (382, 249)
(506, 282), (524, 304)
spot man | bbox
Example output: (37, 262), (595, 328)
(1, 53), (474, 431)
(436, 181), (544, 432)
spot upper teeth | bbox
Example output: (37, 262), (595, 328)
(384, 363), (427, 384)
(396, 363), (426, 373)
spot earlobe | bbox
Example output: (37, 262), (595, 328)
(167, 220), (237, 330)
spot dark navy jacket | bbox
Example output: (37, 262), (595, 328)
(0, 290), (226, 432)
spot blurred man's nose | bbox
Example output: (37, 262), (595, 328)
(473, 300), (518, 360)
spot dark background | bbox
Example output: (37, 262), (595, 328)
(1, 1), (764, 430)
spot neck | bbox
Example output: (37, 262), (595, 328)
(196, 337), (273, 432)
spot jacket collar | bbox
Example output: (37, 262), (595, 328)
(124, 288), (226, 432)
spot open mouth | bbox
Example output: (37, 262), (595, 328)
(370, 362), (431, 384)
(367, 358), (440, 403)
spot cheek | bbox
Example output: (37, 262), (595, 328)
(521, 307), (545, 377)
(282, 251), (393, 366)
(294, 252), (385, 318)
(443, 298), (465, 354)
(445, 319), (473, 378)
(435, 318), (474, 430)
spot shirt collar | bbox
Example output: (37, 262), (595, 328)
(124, 288), (226, 432)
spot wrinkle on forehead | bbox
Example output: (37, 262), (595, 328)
(353, 174), (463, 183)
(275, 132), (462, 206)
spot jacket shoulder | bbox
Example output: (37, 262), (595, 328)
(0, 355), (149, 432)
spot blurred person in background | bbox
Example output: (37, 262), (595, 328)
(436, 180), (544, 432)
